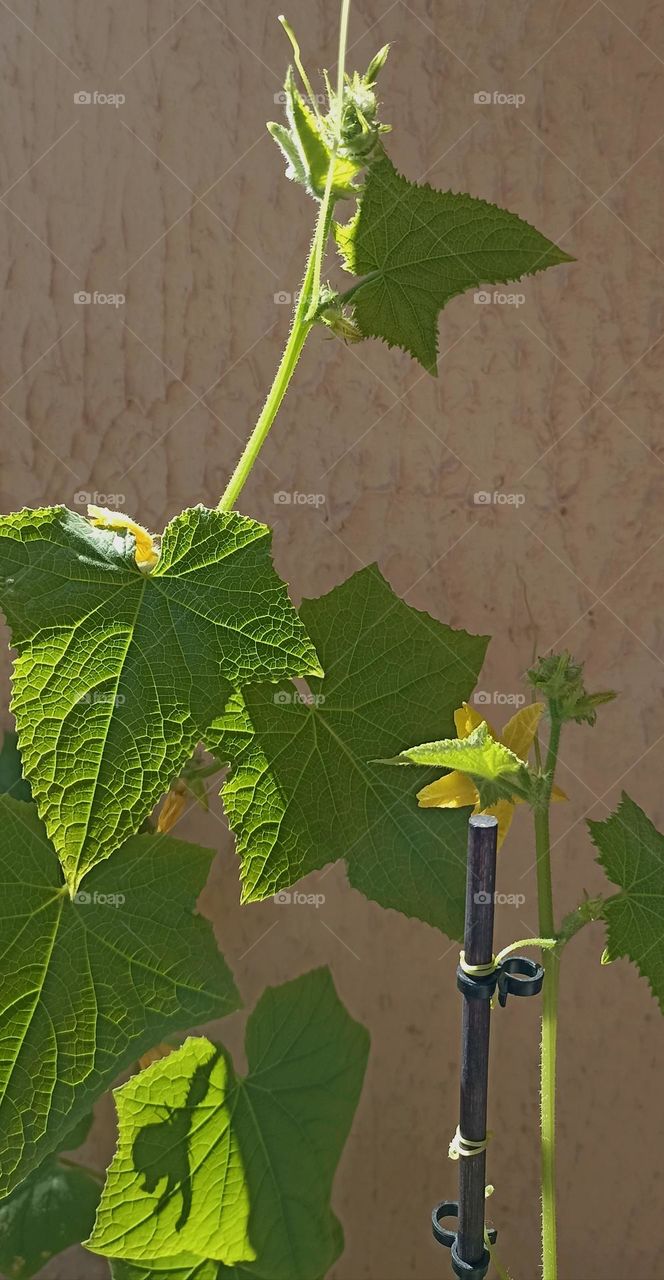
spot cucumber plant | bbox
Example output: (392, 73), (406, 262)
(5, 3), (647, 1279)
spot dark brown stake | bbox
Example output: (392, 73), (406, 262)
(456, 813), (498, 1268)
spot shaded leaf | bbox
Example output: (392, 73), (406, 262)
(0, 1157), (101, 1279)
(0, 730), (31, 801)
(206, 565), (488, 938)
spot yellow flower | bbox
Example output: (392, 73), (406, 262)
(157, 782), (188, 834)
(417, 701), (565, 846)
(87, 505), (159, 571)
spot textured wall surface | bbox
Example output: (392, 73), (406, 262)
(1, 1), (664, 1278)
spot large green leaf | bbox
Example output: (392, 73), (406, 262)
(334, 153), (573, 372)
(0, 797), (240, 1197)
(206, 565), (488, 938)
(589, 793), (664, 1012)
(88, 969), (369, 1279)
(0, 504), (321, 890)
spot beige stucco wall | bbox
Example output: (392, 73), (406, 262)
(1, 2), (664, 1277)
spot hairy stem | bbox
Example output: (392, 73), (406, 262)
(535, 716), (561, 1280)
(219, 0), (353, 511)
(217, 244), (318, 512)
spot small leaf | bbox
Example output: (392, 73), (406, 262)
(0, 1157), (101, 1279)
(589, 794), (664, 1012)
(0, 504), (321, 890)
(386, 722), (533, 807)
(334, 154), (573, 373)
(88, 969), (369, 1279)
(0, 797), (240, 1197)
(268, 69), (359, 201)
(206, 565), (488, 939)
(386, 721), (524, 779)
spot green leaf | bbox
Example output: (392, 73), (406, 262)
(0, 504), (321, 890)
(386, 721), (523, 778)
(88, 969), (369, 1279)
(0, 797), (240, 1197)
(0, 730), (31, 801)
(334, 153), (573, 373)
(385, 722), (533, 806)
(588, 793), (664, 1012)
(206, 565), (488, 938)
(0, 1110), (100, 1278)
(0, 1156), (101, 1279)
(268, 69), (359, 201)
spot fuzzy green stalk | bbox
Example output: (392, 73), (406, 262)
(535, 716), (562, 1280)
(219, 0), (352, 512)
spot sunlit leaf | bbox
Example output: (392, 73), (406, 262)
(0, 504), (321, 890)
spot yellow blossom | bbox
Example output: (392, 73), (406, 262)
(157, 782), (188, 834)
(87, 505), (159, 571)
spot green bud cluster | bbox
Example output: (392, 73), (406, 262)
(527, 651), (616, 726)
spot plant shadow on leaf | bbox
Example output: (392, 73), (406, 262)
(132, 1047), (223, 1234)
(90, 970), (369, 1279)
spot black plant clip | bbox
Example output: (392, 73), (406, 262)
(456, 952), (545, 1008)
(432, 1201), (496, 1279)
